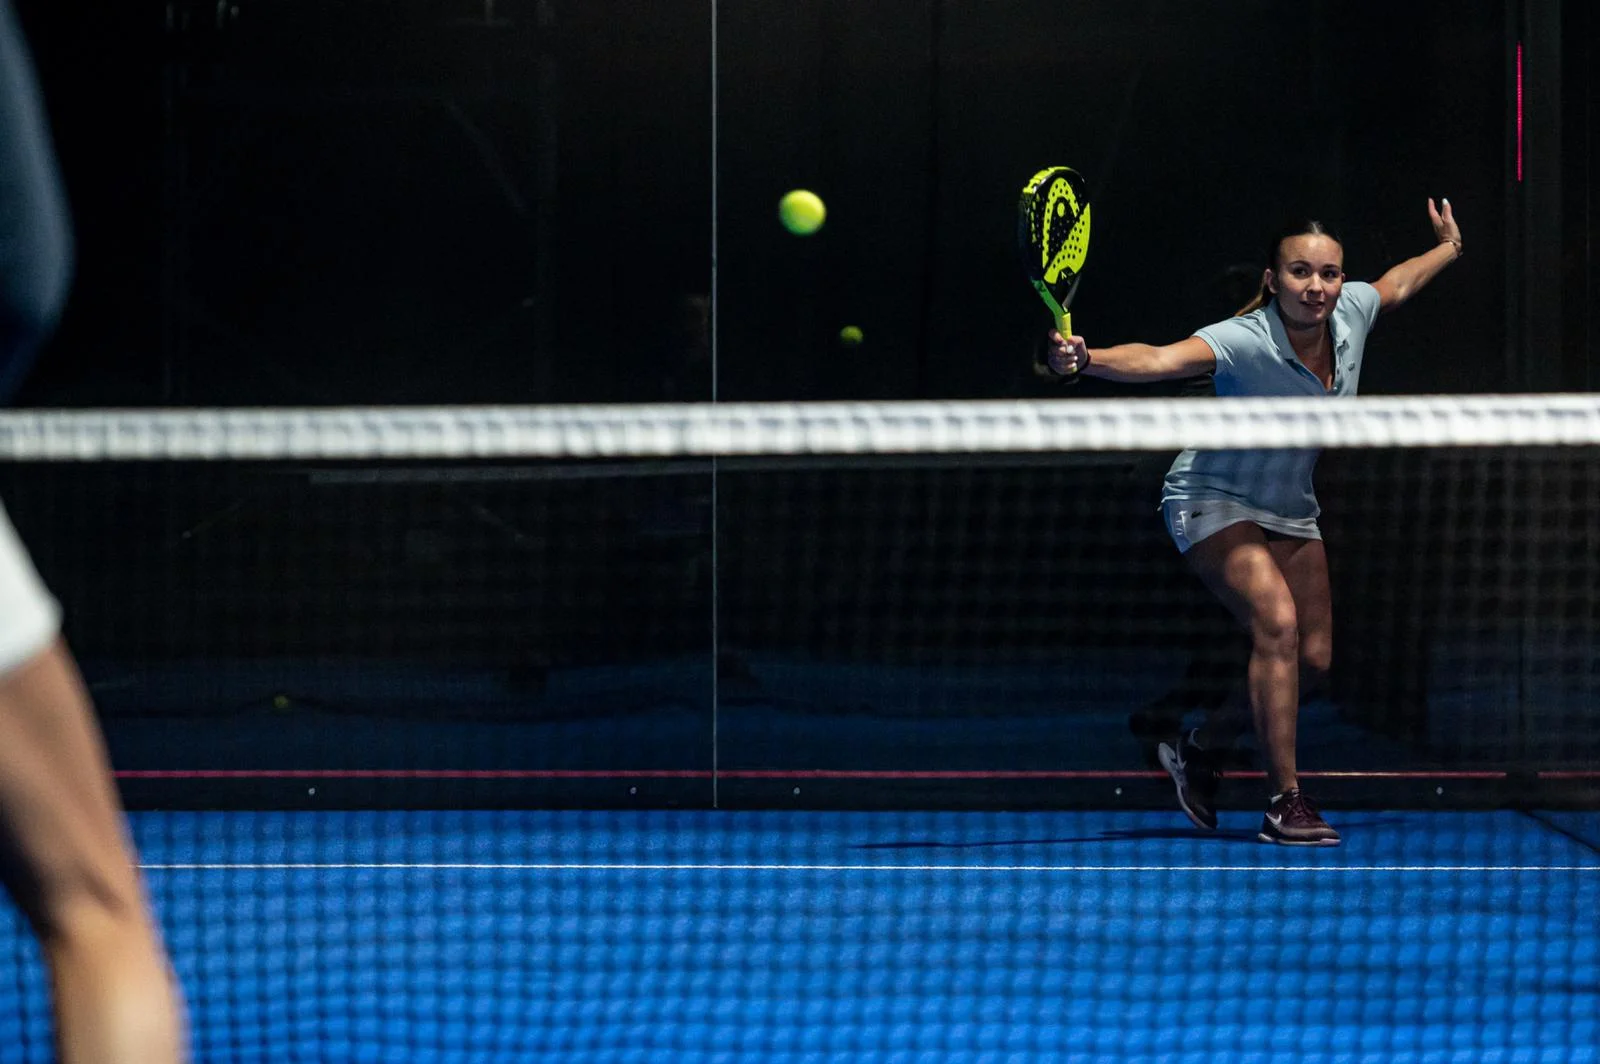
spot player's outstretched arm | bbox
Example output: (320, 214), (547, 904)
(1044, 332), (1216, 383)
(1373, 197), (1463, 312)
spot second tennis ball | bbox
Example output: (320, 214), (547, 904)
(778, 189), (826, 235)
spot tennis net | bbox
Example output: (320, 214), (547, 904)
(0, 396), (1597, 1060)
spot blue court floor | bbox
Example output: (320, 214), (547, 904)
(3, 809), (1597, 1062)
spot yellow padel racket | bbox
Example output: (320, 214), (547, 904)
(1018, 166), (1091, 377)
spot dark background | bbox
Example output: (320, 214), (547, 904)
(11, 0), (1590, 406)
(4, 0), (1595, 810)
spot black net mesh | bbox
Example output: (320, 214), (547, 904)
(0, 401), (1596, 1060)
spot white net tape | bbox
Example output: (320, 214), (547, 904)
(1, 395), (1598, 461)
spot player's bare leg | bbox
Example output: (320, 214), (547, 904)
(1181, 523), (1302, 793)
(0, 640), (187, 1063)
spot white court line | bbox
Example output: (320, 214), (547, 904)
(140, 862), (1600, 873)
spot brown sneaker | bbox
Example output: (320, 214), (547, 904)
(1258, 788), (1341, 846)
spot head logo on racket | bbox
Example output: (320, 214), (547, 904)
(1018, 166), (1092, 376)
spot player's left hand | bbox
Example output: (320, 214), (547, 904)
(1429, 197), (1462, 253)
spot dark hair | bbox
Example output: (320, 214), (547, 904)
(1234, 220), (1343, 316)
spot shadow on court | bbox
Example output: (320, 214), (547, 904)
(852, 815), (1418, 849)
(853, 828), (1257, 848)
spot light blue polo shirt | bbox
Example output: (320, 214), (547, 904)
(1161, 280), (1382, 520)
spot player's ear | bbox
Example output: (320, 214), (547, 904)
(1262, 268), (1277, 294)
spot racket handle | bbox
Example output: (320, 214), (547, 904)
(1057, 312), (1072, 339)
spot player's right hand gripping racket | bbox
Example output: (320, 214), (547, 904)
(1018, 166), (1091, 378)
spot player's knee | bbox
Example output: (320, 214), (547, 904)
(1250, 599), (1299, 660)
(25, 854), (145, 948)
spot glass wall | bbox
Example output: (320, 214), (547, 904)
(10, 0), (1578, 808)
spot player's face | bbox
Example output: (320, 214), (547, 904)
(1265, 234), (1345, 330)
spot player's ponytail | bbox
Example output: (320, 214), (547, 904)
(1234, 283), (1272, 318)
(1234, 220), (1343, 317)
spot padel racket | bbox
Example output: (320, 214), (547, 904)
(1018, 166), (1091, 376)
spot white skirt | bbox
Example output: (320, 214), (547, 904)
(1162, 498), (1321, 555)
(0, 499), (61, 674)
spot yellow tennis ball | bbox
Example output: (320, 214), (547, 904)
(778, 189), (826, 235)
(838, 325), (863, 346)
